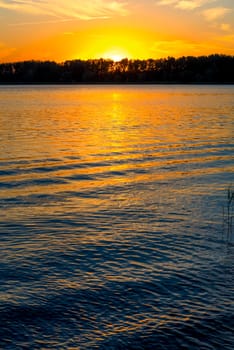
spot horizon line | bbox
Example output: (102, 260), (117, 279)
(1, 53), (234, 65)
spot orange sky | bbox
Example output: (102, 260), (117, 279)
(0, 0), (234, 62)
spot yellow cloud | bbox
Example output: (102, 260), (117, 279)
(0, 0), (128, 20)
(150, 37), (234, 57)
(220, 23), (232, 32)
(150, 39), (205, 57)
(157, 0), (215, 10)
(202, 7), (232, 21)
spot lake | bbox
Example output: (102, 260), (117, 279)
(0, 84), (233, 349)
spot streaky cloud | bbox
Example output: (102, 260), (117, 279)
(0, 0), (128, 19)
(157, 0), (216, 10)
(8, 18), (75, 26)
(202, 7), (232, 21)
(220, 23), (231, 32)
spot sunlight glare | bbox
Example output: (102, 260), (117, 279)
(102, 49), (129, 62)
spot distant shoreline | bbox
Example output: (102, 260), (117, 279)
(0, 82), (234, 85)
(1, 55), (234, 85)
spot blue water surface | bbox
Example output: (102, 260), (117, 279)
(0, 85), (233, 349)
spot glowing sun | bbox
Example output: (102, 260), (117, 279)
(102, 48), (129, 62)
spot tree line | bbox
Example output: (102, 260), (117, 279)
(0, 54), (234, 83)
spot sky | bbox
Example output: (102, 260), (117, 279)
(0, 0), (234, 62)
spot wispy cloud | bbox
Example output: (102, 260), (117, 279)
(8, 18), (75, 26)
(0, 0), (128, 20)
(156, 0), (233, 28)
(220, 23), (231, 32)
(150, 37), (234, 57)
(151, 39), (205, 57)
(157, 0), (216, 10)
(202, 7), (232, 22)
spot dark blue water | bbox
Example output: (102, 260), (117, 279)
(0, 85), (233, 349)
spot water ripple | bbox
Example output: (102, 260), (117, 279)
(0, 85), (233, 349)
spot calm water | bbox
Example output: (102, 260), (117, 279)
(0, 85), (233, 349)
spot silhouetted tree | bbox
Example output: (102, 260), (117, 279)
(0, 55), (233, 83)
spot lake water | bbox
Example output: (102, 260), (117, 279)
(0, 85), (233, 349)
